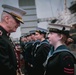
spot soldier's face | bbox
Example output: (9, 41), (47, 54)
(35, 32), (41, 40)
(6, 14), (20, 32)
(48, 32), (61, 46)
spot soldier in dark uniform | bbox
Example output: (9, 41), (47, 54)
(45, 26), (76, 75)
(0, 4), (26, 75)
(20, 33), (32, 75)
(19, 34), (28, 74)
(32, 27), (51, 75)
(20, 34), (28, 51)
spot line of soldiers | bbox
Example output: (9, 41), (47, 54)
(13, 27), (76, 75)
(20, 27), (76, 75)
(19, 27), (51, 75)
(17, 26), (76, 75)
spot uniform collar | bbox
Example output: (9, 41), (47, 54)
(0, 26), (9, 37)
(55, 45), (68, 51)
(51, 45), (69, 55)
(42, 39), (48, 43)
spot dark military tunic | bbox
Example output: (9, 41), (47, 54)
(45, 45), (76, 75)
(0, 26), (17, 75)
(22, 41), (34, 75)
(32, 40), (51, 75)
(32, 40), (41, 61)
